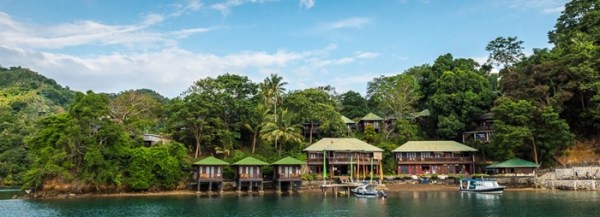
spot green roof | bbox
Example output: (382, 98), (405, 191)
(360, 113), (383, 121)
(304, 138), (383, 152)
(486, 158), (539, 169)
(341, 115), (355, 124)
(414, 109), (430, 117)
(193, 156), (229, 166)
(271, 156), (305, 165)
(232, 157), (269, 166)
(392, 141), (477, 152)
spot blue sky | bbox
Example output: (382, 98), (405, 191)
(0, 0), (567, 97)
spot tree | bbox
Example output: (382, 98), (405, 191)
(109, 90), (163, 136)
(491, 98), (536, 161)
(260, 109), (303, 156)
(491, 98), (574, 166)
(368, 74), (421, 120)
(430, 68), (495, 139)
(244, 103), (270, 154)
(166, 95), (214, 159)
(339, 91), (369, 119)
(171, 74), (258, 158)
(260, 74), (288, 150)
(285, 88), (344, 144)
(485, 36), (525, 73)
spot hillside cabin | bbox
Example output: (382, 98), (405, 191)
(462, 112), (494, 143)
(392, 141), (477, 175)
(358, 113), (384, 133)
(233, 157), (269, 193)
(304, 138), (383, 181)
(341, 115), (356, 133)
(192, 156), (229, 194)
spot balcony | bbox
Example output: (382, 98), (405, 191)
(197, 173), (223, 181)
(275, 173), (302, 181)
(397, 157), (472, 164)
(237, 173), (262, 180)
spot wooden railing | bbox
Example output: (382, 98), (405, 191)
(397, 157), (472, 163)
(198, 173), (222, 179)
(238, 173), (261, 179)
(307, 157), (376, 164)
(277, 173), (301, 179)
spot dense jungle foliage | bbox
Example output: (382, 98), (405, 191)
(1, 0), (599, 191)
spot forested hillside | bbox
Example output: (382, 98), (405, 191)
(0, 66), (75, 186)
(1, 0), (599, 192)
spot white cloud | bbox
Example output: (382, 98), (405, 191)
(0, 42), (376, 97)
(542, 6), (564, 14)
(355, 51), (379, 59)
(300, 0), (315, 9)
(211, 0), (275, 16)
(496, 0), (567, 14)
(0, 9), (212, 50)
(321, 17), (371, 30)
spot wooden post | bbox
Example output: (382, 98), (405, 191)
(219, 182), (223, 194)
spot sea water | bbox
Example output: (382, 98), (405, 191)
(1, 191), (599, 217)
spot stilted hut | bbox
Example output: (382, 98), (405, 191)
(272, 156), (305, 193)
(233, 157), (269, 193)
(192, 156), (229, 194)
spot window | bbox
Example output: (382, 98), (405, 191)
(421, 152), (431, 158)
(406, 152), (416, 158)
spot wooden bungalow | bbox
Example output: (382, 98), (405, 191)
(232, 157), (269, 193)
(272, 156), (305, 193)
(486, 158), (539, 176)
(358, 113), (384, 133)
(392, 141), (477, 175)
(304, 138), (384, 182)
(192, 156), (229, 194)
(341, 115), (356, 136)
(462, 112), (494, 143)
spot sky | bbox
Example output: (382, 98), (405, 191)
(0, 0), (567, 98)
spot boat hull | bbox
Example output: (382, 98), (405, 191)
(460, 186), (506, 194)
(352, 191), (387, 198)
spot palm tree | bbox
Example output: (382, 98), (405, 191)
(244, 103), (270, 154)
(260, 74), (288, 150)
(260, 109), (303, 156)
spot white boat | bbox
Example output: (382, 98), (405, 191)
(351, 183), (387, 198)
(459, 178), (506, 193)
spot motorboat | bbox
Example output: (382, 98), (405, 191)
(351, 183), (387, 198)
(459, 178), (506, 193)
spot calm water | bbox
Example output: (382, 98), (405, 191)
(1, 191), (600, 217)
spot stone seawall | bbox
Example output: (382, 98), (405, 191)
(536, 166), (600, 191)
(494, 177), (536, 188)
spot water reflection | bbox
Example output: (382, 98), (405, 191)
(2, 191), (600, 217)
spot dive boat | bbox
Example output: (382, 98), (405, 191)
(351, 183), (387, 198)
(459, 178), (506, 193)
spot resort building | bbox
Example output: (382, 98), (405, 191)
(358, 113), (384, 133)
(462, 112), (494, 143)
(233, 157), (269, 193)
(192, 156), (229, 193)
(143, 133), (170, 146)
(304, 138), (383, 180)
(486, 158), (539, 176)
(341, 115), (356, 133)
(392, 141), (477, 175)
(271, 156), (305, 193)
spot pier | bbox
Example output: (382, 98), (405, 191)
(320, 182), (361, 197)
